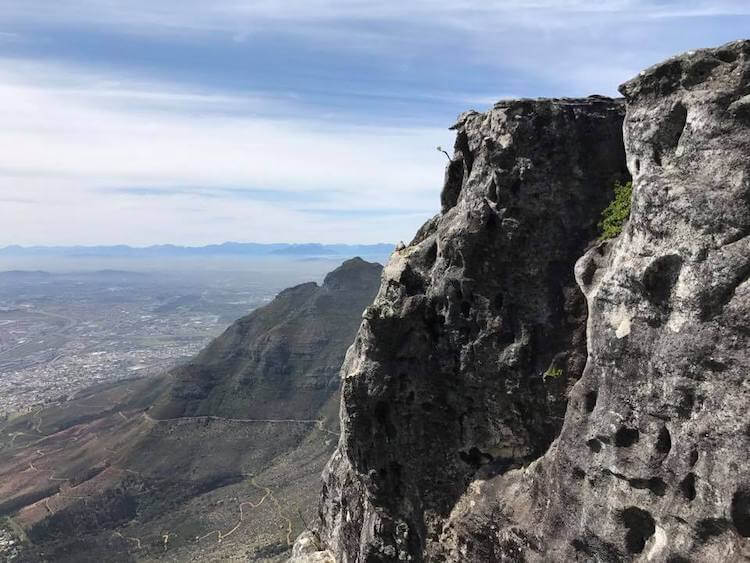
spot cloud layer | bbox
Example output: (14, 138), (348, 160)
(0, 1), (747, 245)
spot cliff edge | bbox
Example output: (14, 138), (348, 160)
(293, 40), (750, 562)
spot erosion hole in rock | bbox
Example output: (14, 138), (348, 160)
(425, 241), (438, 267)
(654, 102), (688, 160)
(621, 506), (656, 554)
(677, 388), (695, 418)
(374, 401), (397, 440)
(458, 447), (493, 469)
(486, 179), (498, 203)
(731, 489), (750, 537)
(715, 48), (739, 63)
(680, 473), (696, 501)
(689, 449), (699, 467)
(630, 477), (667, 497)
(578, 254), (600, 289)
(695, 518), (729, 542)
(656, 426), (672, 454)
(642, 254), (683, 309)
(586, 438), (602, 453)
(400, 265), (426, 297)
(455, 129), (474, 177)
(584, 390), (598, 413)
(615, 426), (640, 447)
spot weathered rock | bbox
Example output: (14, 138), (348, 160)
(289, 531), (336, 563)
(437, 39), (750, 562)
(294, 40), (750, 563)
(299, 96), (628, 561)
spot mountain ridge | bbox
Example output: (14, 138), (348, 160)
(0, 257), (384, 562)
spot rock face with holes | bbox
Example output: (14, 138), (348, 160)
(305, 97), (628, 561)
(435, 39), (750, 561)
(292, 40), (750, 562)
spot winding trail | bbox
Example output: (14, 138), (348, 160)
(32, 409), (44, 434)
(8, 432), (34, 447)
(2, 402), (330, 556)
(268, 486), (294, 546)
(113, 531), (142, 550)
(194, 473), (297, 547)
(197, 475), (272, 544)
(25, 460), (69, 483)
(142, 412), (339, 437)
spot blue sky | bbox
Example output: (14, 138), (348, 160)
(0, 1), (747, 246)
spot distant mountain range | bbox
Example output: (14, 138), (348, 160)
(0, 242), (394, 258)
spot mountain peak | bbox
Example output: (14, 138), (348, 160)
(323, 257), (384, 290)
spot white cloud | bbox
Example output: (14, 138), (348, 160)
(3, 1), (749, 33)
(0, 1), (746, 245)
(0, 59), (452, 245)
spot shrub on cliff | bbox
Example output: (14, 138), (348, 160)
(598, 181), (633, 240)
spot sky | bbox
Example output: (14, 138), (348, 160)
(0, 1), (747, 246)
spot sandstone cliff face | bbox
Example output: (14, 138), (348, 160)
(436, 39), (750, 562)
(307, 98), (628, 561)
(296, 40), (750, 562)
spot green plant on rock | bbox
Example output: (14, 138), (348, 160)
(598, 180), (633, 241)
(544, 365), (564, 380)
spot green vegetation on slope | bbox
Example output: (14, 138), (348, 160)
(598, 181), (633, 240)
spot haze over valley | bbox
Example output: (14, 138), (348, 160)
(0, 246), (390, 418)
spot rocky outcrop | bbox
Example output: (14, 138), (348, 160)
(296, 40), (750, 562)
(435, 39), (750, 562)
(305, 97), (628, 560)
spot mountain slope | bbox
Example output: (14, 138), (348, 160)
(0, 258), (382, 562)
(152, 257), (383, 420)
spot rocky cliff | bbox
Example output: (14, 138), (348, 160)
(293, 40), (750, 562)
